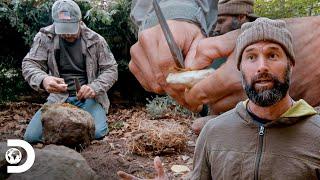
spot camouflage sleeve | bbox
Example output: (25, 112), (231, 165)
(88, 37), (118, 95)
(22, 32), (49, 92)
(130, 0), (218, 35)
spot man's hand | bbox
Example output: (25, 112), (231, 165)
(185, 52), (246, 114)
(77, 85), (96, 100)
(117, 156), (168, 180)
(42, 76), (67, 93)
(129, 20), (204, 109)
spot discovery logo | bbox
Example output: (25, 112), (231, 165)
(5, 139), (35, 173)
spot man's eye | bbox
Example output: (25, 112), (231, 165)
(269, 53), (278, 60)
(247, 55), (255, 61)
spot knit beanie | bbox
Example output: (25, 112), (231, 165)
(218, 0), (258, 19)
(236, 17), (295, 70)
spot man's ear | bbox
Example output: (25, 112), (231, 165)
(289, 58), (295, 68)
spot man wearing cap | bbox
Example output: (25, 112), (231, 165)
(22, 0), (118, 143)
(118, 17), (320, 180)
(212, 0), (258, 36)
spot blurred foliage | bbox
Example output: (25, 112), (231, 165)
(255, 0), (320, 18)
(0, 0), (135, 58)
(1, 0), (319, 103)
(146, 95), (194, 119)
(0, 0), (139, 103)
(0, 56), (27, 103)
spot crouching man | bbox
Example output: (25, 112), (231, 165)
(22, 0), (118, 143)
(118, 17), (320, 179)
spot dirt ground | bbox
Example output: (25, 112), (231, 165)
(0, 102), (197, 179)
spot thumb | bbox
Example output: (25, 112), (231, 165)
(185, 30), (239, 70)
(154, 156), (166, 179)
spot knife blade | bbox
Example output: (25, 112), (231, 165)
(74, 78), (81, 93)
(153, 0), (185, 68)
(74, 78), (85, 103)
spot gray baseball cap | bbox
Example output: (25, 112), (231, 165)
(52, 0), (81, 34)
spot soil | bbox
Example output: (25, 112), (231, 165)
(0, 102), (198, 179)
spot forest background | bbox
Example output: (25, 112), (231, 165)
(0, 0), (319, 105)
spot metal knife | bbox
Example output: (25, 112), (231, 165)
(74, 78), (85, 103)
(153, 0), (185, 68)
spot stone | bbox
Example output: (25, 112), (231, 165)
(0, 142), (8, 169)
(8, 145), (100, 180)
(191, 115), (217, 135)
(41, 103), (95, 147)
(0, 142), (25, 179)
(171, 165), (190, 173)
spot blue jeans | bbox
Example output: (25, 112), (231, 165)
(24, 97), (108, 143)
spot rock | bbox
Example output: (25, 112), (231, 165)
(171, 165), (190, 173)
(0, 142), (8, 169)
(0, 142), (26, 179)
(41, 103), (95, 147)
(191, 115), (217, 135)
(33, 143), (44, 149)
(0, 142), (9, 180)
(8, 145), (100, 180)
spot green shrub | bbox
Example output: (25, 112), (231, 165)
(146, 95), (194, 119)
(0, 0), (141, 103)
(0, 56), (30, 103)
(255, 0), (320, 19)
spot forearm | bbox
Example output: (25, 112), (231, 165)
(22, 58), (49, 92)
(131, 0), (218, 35)
(286, 16), (320, 104)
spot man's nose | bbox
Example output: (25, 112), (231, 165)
(257, 57), (269, 73)
(64, 34), (72, 38)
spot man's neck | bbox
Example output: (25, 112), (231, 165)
(248, 94), (293, 121)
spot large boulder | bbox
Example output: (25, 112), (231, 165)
(0, 142), (10, 179)
(0, 142), (8, 169)
(7, 145), (100, 180)
(41, 103), (95, 147)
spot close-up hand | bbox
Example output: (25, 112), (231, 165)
(42, 76), (68, 93)
(117, 156), (168, 180)
(129, 20), (205, 109)
(77, 85), (96, 100)
(185, 52), (246, 114)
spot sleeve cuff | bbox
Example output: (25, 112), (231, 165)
(141, 3), (200, 31)
(88, 83), (102, 95)
(35, 74), (49, 92)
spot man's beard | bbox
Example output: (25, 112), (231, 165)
(230, 17), (242, 31)
(213, 17), (242, 36)
(241, 65), (291, 107)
